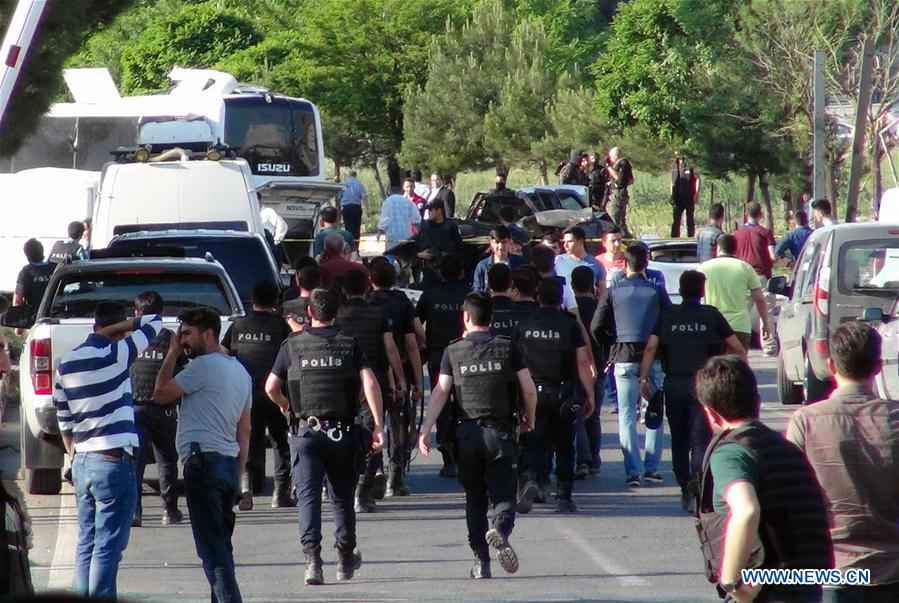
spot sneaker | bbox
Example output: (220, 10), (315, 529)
(161, 507), (183, 525)
(485, 529), (519, 574)
(238, 491), (253, 511)
(575, 463), (590, 480)
(516, 481), (540, 514)
(644, 471), (663, 483)
(625, 474), (642, 487)
(370, 472), (387, 500)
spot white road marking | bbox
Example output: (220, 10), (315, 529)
(554, 521), (649, 587)
(47, 489), (77, 589)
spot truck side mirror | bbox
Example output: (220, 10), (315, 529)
(767, 275), (791, 297)
(860, 307), (887, 323)
(0, 305), (36, 329)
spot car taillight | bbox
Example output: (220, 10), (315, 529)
(814, 266), (831, 315)
(814, 338), (828, 356)
(31, 338), (52, 395)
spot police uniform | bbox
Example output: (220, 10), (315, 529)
(15, 261), (54, 309)
(129, 328), (187, 522)
(334, 298), (391, 508)
(367, 288), (418, 493)
(280, 296), (310, 325)
(270, 326), (368, 579)
(416, 278), (472, 474)
(489, 295), (532, 338)
(513, 307), (585, 510)
(222, 310), (293, 502)
(653, 301), (733, 495)
(47, 239), (83, 265)
(441, 331), (525, 565)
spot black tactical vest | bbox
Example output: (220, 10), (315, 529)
(21, 263), (54, 308)
(367, 289), (413, 359)
(423, 280), (471, 354)
(286, 330), (360, 420)
(446, 335), (516, 421)
(280, 296), (310, 326)
(47, 240), (81, 265)
(657, 304), (725, 375)
(229, 312), (289, 389)
(335, 298), (388, 376)
(516, 308), (577, 383)
(490, 295), (529, 337)
(697, 421), (833, 580)
(130, 329), (173, 403)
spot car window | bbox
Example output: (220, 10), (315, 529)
(48, 272), (233, 318)
(556, 190), (587, 210)
(650, 244), (698, 263)
(795, 239), (821, 298)
(838, 238), (899, 295)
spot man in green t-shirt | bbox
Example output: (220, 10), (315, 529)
(312, 206), (356, 258)
(699, 234), (772, 350)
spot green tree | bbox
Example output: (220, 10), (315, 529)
(0, 0), (136, 156)
(118, 2), (260, 94)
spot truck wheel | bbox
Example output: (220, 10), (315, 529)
(803, 355), (832, 405)
(777, 357), (803, 405)
(26, 468), (62, 495)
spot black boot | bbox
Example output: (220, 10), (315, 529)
(485, 529), (519, 574)
(516, 480), (540, 514)
(470, 554), (491, 579)
(304, 547), (324, 585)
(354, 482), (376, 513)
(438, 447), (456, 477)
(131, 502), (142, 528)
(238, 473), (253, 511)
(554, 481), (578, 513)
(161, 500), (183, 525)
(336, 547), (362, 581)
(272, 480), (297, 508)
(386, 467), (410, 497)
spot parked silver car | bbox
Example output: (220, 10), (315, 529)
(769, 222), (899, 404)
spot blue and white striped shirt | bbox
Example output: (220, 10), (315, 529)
(55, 315), (163, 453)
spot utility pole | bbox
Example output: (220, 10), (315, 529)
(845, 40), (875, 223)
(0, 0), (48, 131)
(813, 51), (826, 202)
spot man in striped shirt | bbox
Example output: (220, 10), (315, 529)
(55, 301), (162, 599)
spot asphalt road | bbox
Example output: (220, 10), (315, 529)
(2, 351), (793, 602)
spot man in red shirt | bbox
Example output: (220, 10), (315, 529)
(733, 202), (777, 356)
(319, 233), (369, 287)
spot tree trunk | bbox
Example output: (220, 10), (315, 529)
(539, 159), (548, 185)
(371, 160), (387, 200)
(334, 160), (342, 182)
(782, 189), (793, 228)
(758, 172), (774, 232)
(385, 154), (402, 193)
(872, 135), (883, 219)
(746, 173), (756, 204)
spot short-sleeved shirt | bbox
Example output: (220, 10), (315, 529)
(439, 331), (526, 376)
(313, 227), (355, 257)
(700, 256), (761, 334)
(710, 442), (759, 513)
(319, 257), (368, 288)
(271, 326), (368, 379)
(554, 253), (606, 286)
(696, 223), (723, 264)
(16, 262), (54, 308)
(174, 353), (252, 461)
(340, 177), (367, 206)
(733, 222), (776, 278)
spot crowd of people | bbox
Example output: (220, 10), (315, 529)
(2, 170), (894, 603)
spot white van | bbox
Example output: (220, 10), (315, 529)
(91, 157), (264, 249)
(0, 168), (98, 295)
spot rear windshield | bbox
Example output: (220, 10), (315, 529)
(47, 272), (233, 318)
(838, 239), (899, 295)
(650, 244), (699, 263)
(109, 238), (275, 303)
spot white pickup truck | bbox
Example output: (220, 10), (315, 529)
(1, 256), (244, 494)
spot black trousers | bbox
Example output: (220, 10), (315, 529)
(455, 421), (517, 558)
(358, 374), (389, 488)
(427, 356), (457, 458)
(521, 386), (577, 484)
(386, 366), (415, 472)
(341, 204), (362, 242)
(663, 375), (711, 490)
(671, 197), (696, 238)
(289, 427), (357, 554)
(247, 391), (291, 489)
(134, 402), (179, 510)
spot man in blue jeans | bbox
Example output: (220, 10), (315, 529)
(154, 307), (252, 603)
(55, 301), (163, 599)
(592, 244), (671, 486)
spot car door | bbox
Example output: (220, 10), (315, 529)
(779, 234), (823, 380)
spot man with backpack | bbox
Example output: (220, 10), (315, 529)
(605, 147), (634, 236)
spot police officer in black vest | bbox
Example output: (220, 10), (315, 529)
(487, 263), (532, 337)
(280, 265), (322, 329)
(129, 291), (187, 527)
(14, 239), (55, 313)
(416, 254), (472, 478)
(514, 279), (595, 513)
(334, 269), (405, 512)
(367, 259), (424, 497)
(222, 281), (294, 509)
(265, 288), (385, 586)
(418, 292), (537, 579)
(638, 270), (745, 511)
(47, 221), (87, 265)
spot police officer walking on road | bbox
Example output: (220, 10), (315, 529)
(335, 269), (405, 512)
(416, 254), (472, 478)
(265, 288), (385, 586)
(418, 292), (537, 579)
(129, 291), (186, 527)
(515, 279), (595, 514)
(638, 271), (745, 512)
(222, 281), (294, 510)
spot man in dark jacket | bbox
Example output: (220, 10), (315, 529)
(559, 149), (589, 187)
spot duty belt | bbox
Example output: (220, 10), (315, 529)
(535, 381), (572, 395)
(297, 416), (352, 442)
(461, 417), (512, 432)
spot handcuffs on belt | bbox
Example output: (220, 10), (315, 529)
(305, 416), (344, 442)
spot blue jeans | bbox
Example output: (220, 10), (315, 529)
(183, 451), (242, 603)
(614, 361), (665, 477)
(73, 451), (138, 599)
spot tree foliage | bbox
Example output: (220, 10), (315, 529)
(0, 0), (136, 156)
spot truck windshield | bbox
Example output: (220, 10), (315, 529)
(47, 272), (233, 318)
(839, 239), (899, 294)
